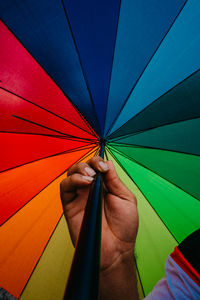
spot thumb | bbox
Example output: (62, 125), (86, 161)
(103, 160), (136, 203)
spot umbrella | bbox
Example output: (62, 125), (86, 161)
(1, 0), (200, 299)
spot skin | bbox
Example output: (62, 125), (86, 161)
(60, 156), (139, 300)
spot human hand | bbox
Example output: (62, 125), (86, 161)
(60, 157), (138, 273)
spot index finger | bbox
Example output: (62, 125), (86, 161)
(60, 173), (93, 206)
(67, 162), (96, 177)
(86, 156), (109, 173)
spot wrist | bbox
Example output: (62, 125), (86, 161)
(100, 250), (138, 300)
(100, 250), (134, 277)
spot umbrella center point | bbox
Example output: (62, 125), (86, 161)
(99, 137), (107, 146)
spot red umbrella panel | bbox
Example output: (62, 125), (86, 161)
(0, 18), (99, 298)
(1, 0), (200, 299)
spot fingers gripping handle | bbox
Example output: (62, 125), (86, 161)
(64, 145), (104, 300)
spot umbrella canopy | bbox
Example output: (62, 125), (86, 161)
(1, 0), (200, 299)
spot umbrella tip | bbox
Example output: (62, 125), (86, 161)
(99, 137), (107, 146)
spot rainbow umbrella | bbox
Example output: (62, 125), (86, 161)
(1, 0), (200, 299)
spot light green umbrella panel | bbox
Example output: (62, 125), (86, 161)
(105, 149), (178, 296)
(1, 0), (200, 299)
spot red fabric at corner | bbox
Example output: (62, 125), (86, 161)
(171, 247), (200, 287)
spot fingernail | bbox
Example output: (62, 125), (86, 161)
(82, 175), (94, 182)
(85, 167), (96, 177)
(99, 161), (109, 171)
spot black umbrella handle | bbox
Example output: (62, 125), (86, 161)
(63, 145), (104, 300)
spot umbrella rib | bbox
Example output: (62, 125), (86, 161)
(12, 115), (97, 143)
(0, 87), (97, 139)
(0, 21), (97, 138)
(72, 102), (99, 139)
(103, 0), (122, 134)
(104, 148), (109, 161)
(108, 144), (200, 202)
(107, 65), (200, 139)
(105, 146), (179, 243)
(0, 130), (99, 146)
(134, 258), (145, 298)
(61, 0), (102, 136)
(19, 146), (100, 297)
(108, 116), (200, 144)
(0, 130), (66, 139)
(0, 146), (98, 227)
(108, 141), (200, 158)
(105, 0), (188, 137)
(19, 213), (64, 298)
(0, 144), (97, 174)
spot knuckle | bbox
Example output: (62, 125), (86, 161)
(88, 156), (104, 170)
(68, 162), (88, 176)
(80, 162), (88, 168)
(77, 162), (88, 172)
(87, 157), (95, 165)
(88, 156), (102, 164)
(70, 173), (80, 183)
(60, 179), (66, 190)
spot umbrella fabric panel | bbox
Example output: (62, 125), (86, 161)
(109, 144), (200, 201)
(20, 216), (74, 300)
(108, 147), (200, 242)
(0, 0), (199, 298)
(0, 148), (97, 299)
(0, 1), (100, 134)
(110, 0), (200, 134)
(0, 88), (63, 137)
(104, 0), (186, 135)
(0, 133), (96, 172)
(0, 89), (97, 140)
(63, 0), (121, 133)
(113, 118), (200, 156)
(109, 68), (200, 139)
(106, 149), (177, 295)
(0, 21), (94, 136)
(21, 144), (98, 300)
(0, 175), (64, 298)
(0, 146), (97, 225)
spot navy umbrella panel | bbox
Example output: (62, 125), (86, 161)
(0, 0), (188, 136)
(0, 0), (101, 134)
(63, 0), (121, 134)
(1, 0), (200, 299)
